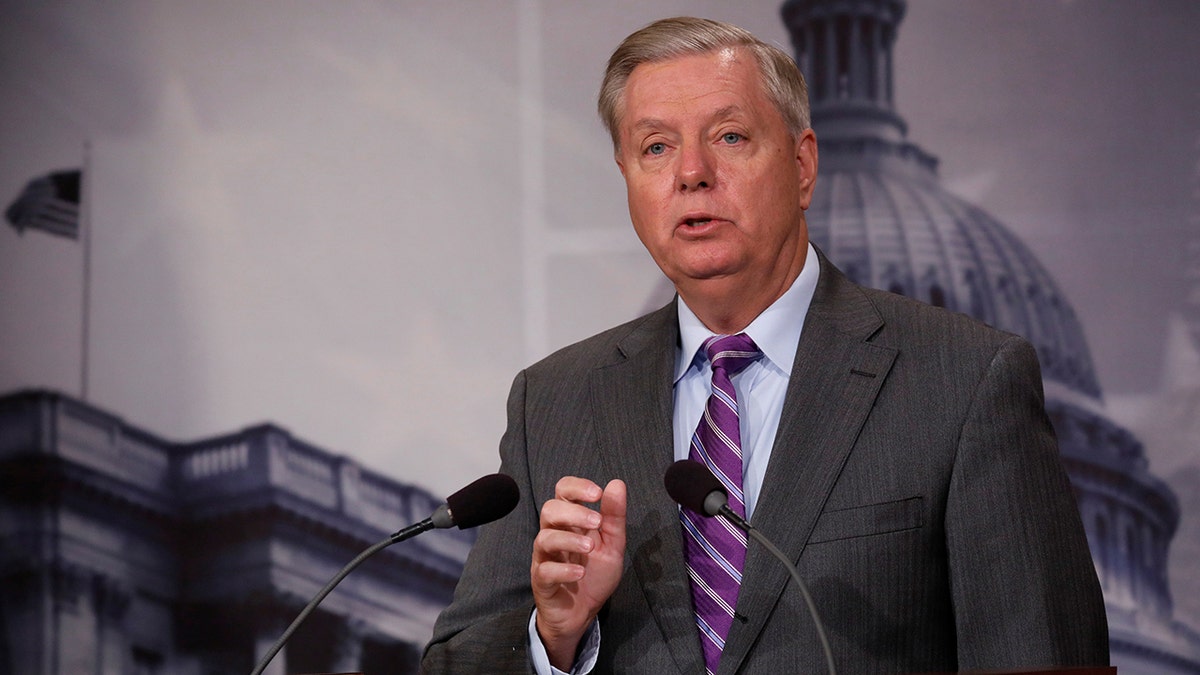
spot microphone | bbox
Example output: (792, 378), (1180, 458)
(250, 473), (519, 675)
(664, 459), (837, 675)
(432, 472), (521, 530)
(663, 455), (728, 517)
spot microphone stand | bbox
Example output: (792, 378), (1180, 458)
(249, 519), (435, 675)
(667, 461), (835, 674)
(720, 506), (837, 675)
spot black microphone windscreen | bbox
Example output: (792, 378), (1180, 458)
(444, 473), (520, 529)
(664, 459), (725, 514)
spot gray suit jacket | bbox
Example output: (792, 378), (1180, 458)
(423, 251), (1108, 674)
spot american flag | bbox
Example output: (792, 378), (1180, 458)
(5, 169), (82, 239)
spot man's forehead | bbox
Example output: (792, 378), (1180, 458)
(618, 51), (765, 129)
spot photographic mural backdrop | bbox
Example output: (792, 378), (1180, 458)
(1, 0), (1197, 670)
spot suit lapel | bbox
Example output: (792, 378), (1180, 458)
(721, 252), (898, 673)
(589, 302), (705, 673)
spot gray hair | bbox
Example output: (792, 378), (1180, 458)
(597, 16), (811, 149)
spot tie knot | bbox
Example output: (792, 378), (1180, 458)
(703, 333), (762, 376)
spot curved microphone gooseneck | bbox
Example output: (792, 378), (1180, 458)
(664, 459), (837, 675)
(249, 473), (519, 675)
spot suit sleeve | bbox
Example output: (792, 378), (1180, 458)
(945, 335), (1109, 668)
(422, 370), (539, 674)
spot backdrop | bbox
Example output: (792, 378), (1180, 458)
(2, 0), (1197, 657)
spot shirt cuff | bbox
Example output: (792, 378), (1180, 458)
(527, 608), (600, 675)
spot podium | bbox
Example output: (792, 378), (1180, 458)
(296, 666), (1117, 674)
(936, 662), (1113, 667)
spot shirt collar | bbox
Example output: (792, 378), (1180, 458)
(675, 242), (820, 383)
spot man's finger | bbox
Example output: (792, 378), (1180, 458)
(553, 475), (603, 503)
(599, 479), (627, 549)
(540, 498), (602, 531)
(533, 528), (595, 562)
(531, 560), (586, 589)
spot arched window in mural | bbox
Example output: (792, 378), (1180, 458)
(964, 268), (989, 324)
(929, 284), (946, 308)
(879, 262), (905, 298)
(1126, 523), (1141, 602)
(920, 267), (948, 309)
(1145, 525), (1162, 613)
(994, 275), (1024, 336)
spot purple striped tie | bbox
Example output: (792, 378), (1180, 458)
(682, 333), (762, 674)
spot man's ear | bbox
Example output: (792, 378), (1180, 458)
(795, 128), (819, 209)
(615, 150), (627, 178)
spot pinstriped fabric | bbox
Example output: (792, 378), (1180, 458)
(682, 333), (762, 675)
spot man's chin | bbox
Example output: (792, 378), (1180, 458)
(665, 266), (741, 290)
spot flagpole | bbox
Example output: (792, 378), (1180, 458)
(81, 141), (92, 401)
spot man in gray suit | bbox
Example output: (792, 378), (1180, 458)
(423, 17), (1108, 674)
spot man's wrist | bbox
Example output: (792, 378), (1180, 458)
(536, 613), (586, 670)
(528, 609), (600, 675)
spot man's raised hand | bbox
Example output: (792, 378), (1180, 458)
(531, 476), (627, 671)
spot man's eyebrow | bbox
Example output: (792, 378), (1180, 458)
(709, 104), (743, 121)
(629, 117), (666, 134)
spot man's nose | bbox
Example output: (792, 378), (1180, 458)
(676, 143), (715, 192)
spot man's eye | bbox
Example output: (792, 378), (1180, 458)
(646, 142), (666, 155)
(722, 132), (743, 144)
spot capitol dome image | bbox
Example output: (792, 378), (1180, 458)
(782, 0), (1200, 672)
